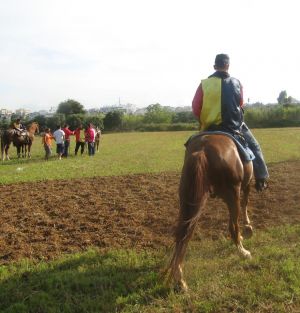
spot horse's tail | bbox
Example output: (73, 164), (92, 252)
(167, 150), (209, 283)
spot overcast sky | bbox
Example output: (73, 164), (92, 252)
(0, 0), (299, 111)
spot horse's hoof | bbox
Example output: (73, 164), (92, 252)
(174, 279), (188, 293)
(243, 250), (252, 259)
(242, 225), (253, 239)
(238, 247), (252, 259)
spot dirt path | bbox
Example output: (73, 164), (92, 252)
(0, 161), (299, 264)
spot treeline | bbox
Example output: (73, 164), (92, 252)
(2, 102), (300, 132)
(0, 103), (198, 132)
(244, 104), (300, 128)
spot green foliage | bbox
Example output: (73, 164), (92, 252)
(244, 104), (300, 128)
(57, 99), (86, 115)
(277, 90), (288, 105)
(65, 113), (86, 129)
(65, 114), (104, 130)
(104, 110), (124, 130)
(143, 104), (173, 124)
(172, 111), (195, 123)
(30, 115), (47, 130)
(85, 114), (104, 130)
(136, 123), (198, 132)
(122, 114), (144, 131)
(45, 113), (66, 130)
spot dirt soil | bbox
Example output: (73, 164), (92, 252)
(0, 161), (299, 264)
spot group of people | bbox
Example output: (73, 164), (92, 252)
(42, 123), (102, 160)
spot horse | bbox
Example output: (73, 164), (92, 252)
(167, 134), (253, 291)
(95, 128), (102, 152)
(19, 122), (39, 158)
(1, 129), (12, 160)
(1, 122), (39, 160)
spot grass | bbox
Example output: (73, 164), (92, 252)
(1, 128), (300, 184)
(1, 128), (300, 312)
(0, 225), (299, 313)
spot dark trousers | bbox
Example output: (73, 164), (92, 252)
(88, 142), (95, 156)
(63, 140), (70, 157)
(75, 142), (85, 155)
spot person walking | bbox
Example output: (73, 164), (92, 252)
(62, 123), (74, 157)
(85, 123), (95, 156)
(53, 125), (65, 160)
(192, 53), (269, 192)
(74, 124), (86, 155)
(42, 128), (54, 160)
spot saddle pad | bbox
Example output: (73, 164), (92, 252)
(185, 131), (255, 162)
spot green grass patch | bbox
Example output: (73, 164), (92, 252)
(1, 128), (300, 184)
(0, 225), (299, 313)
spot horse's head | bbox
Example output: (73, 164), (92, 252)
(28, 122), (39, 135)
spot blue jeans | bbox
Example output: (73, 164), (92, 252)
(241, 124), (269, 180)
(63, 140), (70, 157)
(88, 142), (95, 156)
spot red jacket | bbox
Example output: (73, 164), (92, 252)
(62, 127), (74, 141)
(74, 128), (85, 142)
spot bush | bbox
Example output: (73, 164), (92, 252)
(136, 123), (199, 132)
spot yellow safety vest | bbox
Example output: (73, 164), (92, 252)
(200, 77), (222, 131)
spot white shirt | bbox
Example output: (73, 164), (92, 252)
(53, 129), (65, 144)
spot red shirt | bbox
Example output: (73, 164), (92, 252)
(74, 128), (85, 142)
(85, 127), (95, 143)
(62, 127), (74, 141)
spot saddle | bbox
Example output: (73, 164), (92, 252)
(13, 130), (30, 144)
(185, 131), (255, 162)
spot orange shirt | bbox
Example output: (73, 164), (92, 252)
(43, 133), (53, 146)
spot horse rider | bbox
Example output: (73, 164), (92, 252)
(12, 118), (27, 136)
(192, 53), (269, 192)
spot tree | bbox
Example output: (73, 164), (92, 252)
(85, 114), (105, 130)
(172, 111), (195, 123)
(277, 90), (287, 105)
(57, 99), (85, 115)
(65, 114), (86, 130)
(143, 103), (173, 124)
(103, 110), (124, 130)
(46, 114), (66, 131)
(28, 115), (47, 131)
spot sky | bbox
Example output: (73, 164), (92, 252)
(0, 0), (299, 111)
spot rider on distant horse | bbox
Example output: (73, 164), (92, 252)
(12, 118), (26, 135)
(192, 54), (269, 192)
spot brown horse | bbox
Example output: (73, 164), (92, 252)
(168, 134), (253, 291)
(1, 122), (39, 160)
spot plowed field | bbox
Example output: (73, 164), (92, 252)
(0, 161), (299, 264)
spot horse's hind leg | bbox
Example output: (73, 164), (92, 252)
(171, 214), (199, 291)
(225, 186), (251, 259)
(169, 154), (209, 291)
(241, 182), (253, 239)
